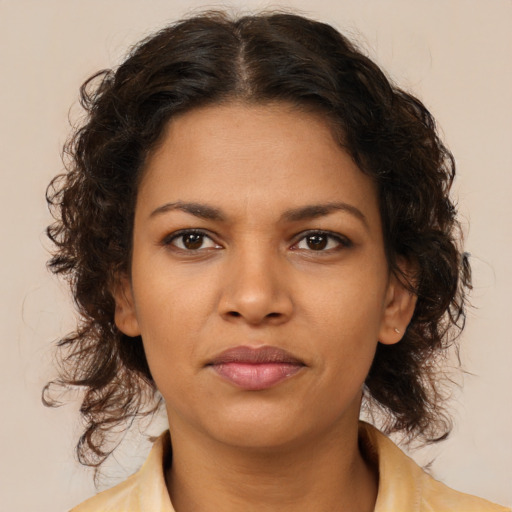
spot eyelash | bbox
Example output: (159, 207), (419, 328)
(162, 229), (352, 253)
(162, 229), (220, 251)
(292, 230), (352, 252)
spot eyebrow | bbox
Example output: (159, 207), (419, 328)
(149, 200), (367, 227)
(150, 201), (226, 221)
(280, 202), (368, 228)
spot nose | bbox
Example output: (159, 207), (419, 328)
(218, 245), (294, 326)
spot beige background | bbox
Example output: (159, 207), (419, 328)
(1, 0), (511, 510)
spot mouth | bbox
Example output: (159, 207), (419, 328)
(207, 345), (306, 391)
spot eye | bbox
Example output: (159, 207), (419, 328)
(164, 230), (220, 251)
(293, 231), (351, 252)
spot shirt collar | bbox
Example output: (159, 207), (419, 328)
(136, 422), (423, 512)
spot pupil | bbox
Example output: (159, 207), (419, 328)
(307, 235), (327, 250)
(184, 233), (203, 250)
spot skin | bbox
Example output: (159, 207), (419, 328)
(115, 102), (416, 512)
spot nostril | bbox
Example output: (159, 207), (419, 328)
(227, 311), (281, 319)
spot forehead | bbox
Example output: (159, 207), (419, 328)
(138, 102), (380, 229)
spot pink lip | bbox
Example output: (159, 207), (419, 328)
(208, 346), (305, 391)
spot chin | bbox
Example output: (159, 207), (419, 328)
(198, 398), (349, 454)
(211, 420), (309, 453)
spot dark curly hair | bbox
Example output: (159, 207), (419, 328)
(44, 10), (471, 468)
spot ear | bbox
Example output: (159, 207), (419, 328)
(112, 274), (141, 337)
(378, 261), (417, 345)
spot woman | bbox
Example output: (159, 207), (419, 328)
(45, 11), (509, 512)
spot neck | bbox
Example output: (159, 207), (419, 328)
(165, 419), (378, 512)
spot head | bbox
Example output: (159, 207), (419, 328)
(46, 11), (470, 466)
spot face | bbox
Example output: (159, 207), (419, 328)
(115, 102), (415, 451)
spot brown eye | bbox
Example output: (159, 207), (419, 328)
(294, 231), (350, 252)
(166, 230), (219, 251)
(181, 233), (204, 250)
(305, 234), (328, 250)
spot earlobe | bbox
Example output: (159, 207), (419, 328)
(378, 269), (417, 346)
(113, 275), (141, 337)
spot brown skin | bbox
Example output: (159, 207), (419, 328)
(114, 102), (416, 512)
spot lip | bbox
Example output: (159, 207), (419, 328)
(208, 346), (306, 391)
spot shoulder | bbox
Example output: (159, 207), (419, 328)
(419, 471), (509, 512)
(70, 473), (141, 512)
(359, 422), (510, 512)
(70, 432), (174, 512)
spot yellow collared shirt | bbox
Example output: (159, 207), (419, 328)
(71, 423), (509, 512)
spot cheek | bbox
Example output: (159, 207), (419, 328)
(132, 256), (215, 334)
(300, 267), (387, 377)
(302, 265), (388, 337)
(131, 271), (217, 391)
